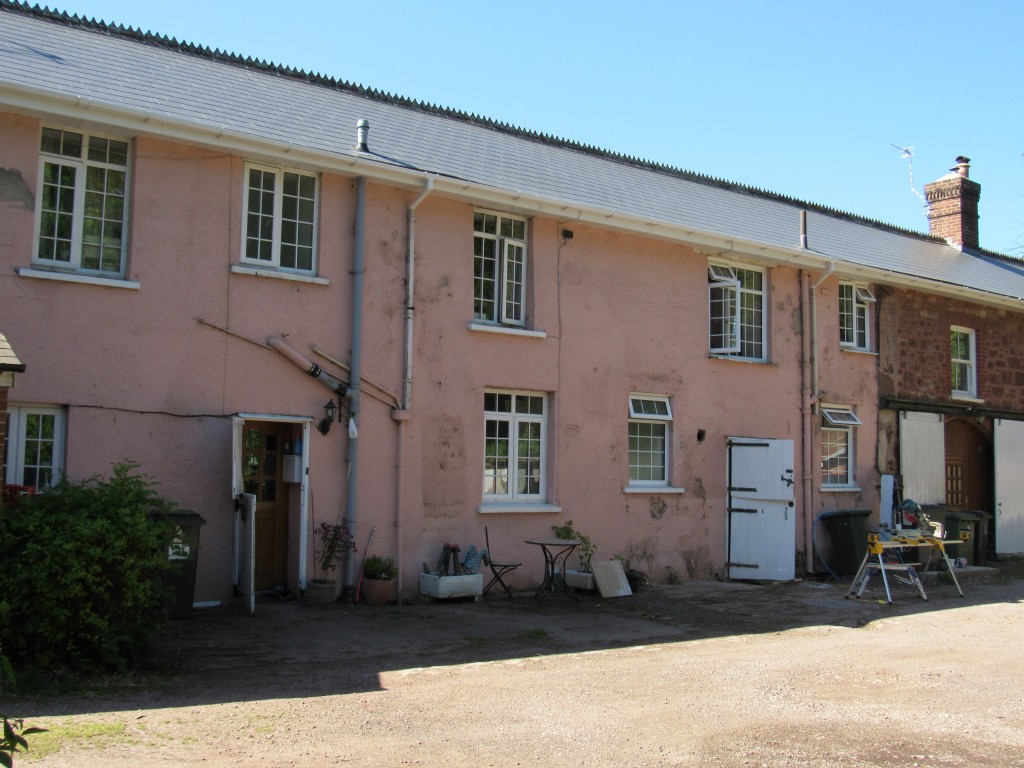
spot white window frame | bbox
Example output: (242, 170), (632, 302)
(482, 390), (546, 503)
(820, 405), (860, 489)
(628, 394), (672, 487)
(708, 261), (766, 360)
(33, 127), (130, 277)
(951, 326), (977, 398)
(241, 163), (319, 274)
(4, 405), (66, 490)
(839, 282), (875, 351)
(473, 210), (527, 327)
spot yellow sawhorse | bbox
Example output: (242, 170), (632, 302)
(846, 531), (966, 604)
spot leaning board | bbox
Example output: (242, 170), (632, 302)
(591, 560), (632, 598)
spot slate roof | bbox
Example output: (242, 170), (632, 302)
(2, 2), (1023, 307)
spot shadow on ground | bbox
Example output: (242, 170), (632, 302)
(17, 563), (1024, 716)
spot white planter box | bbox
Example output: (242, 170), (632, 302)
(564, 570), (596, 591)
(419, 573), (483, 599)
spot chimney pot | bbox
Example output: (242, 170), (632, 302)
(954, 156), (971, 178)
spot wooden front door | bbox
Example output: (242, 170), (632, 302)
(242, 422), (290, 591)
(945, 418), (992, 512)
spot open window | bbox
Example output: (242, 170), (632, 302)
(820, 406), (861, 489)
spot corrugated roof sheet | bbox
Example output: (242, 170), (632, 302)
(2, 3), (1023, 304)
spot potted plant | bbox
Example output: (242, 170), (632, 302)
(307, 521), (352, 604)
(360, 554), (398, 605)
(551, 520), (597, 591)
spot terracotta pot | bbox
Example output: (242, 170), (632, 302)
(361, 577), (395, 606)
(305, 579), (337, 605)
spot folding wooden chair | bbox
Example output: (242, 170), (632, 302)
(482, 526), (521, 600)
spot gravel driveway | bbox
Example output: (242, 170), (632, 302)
(11, 567), (1024, 767)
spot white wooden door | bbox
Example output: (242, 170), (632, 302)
(727, 438), (796, 581)
(899, 411), (946, 504)
(994, 419), (1024, 556)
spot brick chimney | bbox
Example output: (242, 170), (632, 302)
(924, 156), (980, 249)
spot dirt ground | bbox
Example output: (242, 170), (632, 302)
(8, 565), (1024, 767)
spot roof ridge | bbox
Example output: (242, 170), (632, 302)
(0, 1), (957, 247)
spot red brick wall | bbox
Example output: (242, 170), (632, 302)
(924, 176), (980, 249)
(879, 288), (1024, 412)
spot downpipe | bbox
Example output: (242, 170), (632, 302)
(342, 175), (367, 602)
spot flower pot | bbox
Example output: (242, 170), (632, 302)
(305, 579), (337, 605)
(361, 577), (396, 606)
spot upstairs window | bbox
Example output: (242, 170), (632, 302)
(820, 406), (861, 488)
(242, 164), (318, 273)
(708, 262), (766, 360)
(474, 211), (527, 326)
(34, 128), (129, 277)
(839, 283), (875, 351)
(628, 395), (672, 486)
(951, 326), (977, 398)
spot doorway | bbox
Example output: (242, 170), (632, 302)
(232, 415), (311, 613)
(726, 437), (796, 581)
(944, 418), (992, 512)
(242, 422), (290, 590)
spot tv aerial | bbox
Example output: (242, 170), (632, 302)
(892, 144), (926, 207)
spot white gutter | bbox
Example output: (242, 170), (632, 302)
(6, 83), (1023, 310)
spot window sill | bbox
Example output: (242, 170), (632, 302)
(708, 354), (769, 365)
(18, 267), (139, 290)
(951, 393), (983, 404)
(467, 322), (546, 339)
(477, 502), (562, 514)
(623, 486), (686, 495)
(820, 485), (862, 493)
(840, 347), (878, 356)
(231, 264), (329, 285)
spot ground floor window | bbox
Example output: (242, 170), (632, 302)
(483, 389), (546, 502)
(820, 406), (861, 489)
(4, 405), (65, 490)
(628, 394), (672, 486)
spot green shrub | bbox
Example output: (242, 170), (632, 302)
(362, 554), (397, 580)
(0, 462), (180, 672)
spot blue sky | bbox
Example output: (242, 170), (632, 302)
(49, 0), (1024, 255)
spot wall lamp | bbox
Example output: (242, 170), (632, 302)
(317, 398), (338, 436)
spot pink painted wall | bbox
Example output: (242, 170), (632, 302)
(2, 109), (880, 603)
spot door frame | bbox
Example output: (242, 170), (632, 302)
(726, 436), (796, 581)
(232, 414), (312, 611)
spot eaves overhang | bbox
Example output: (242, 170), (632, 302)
(4, 80), (1024, 313)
